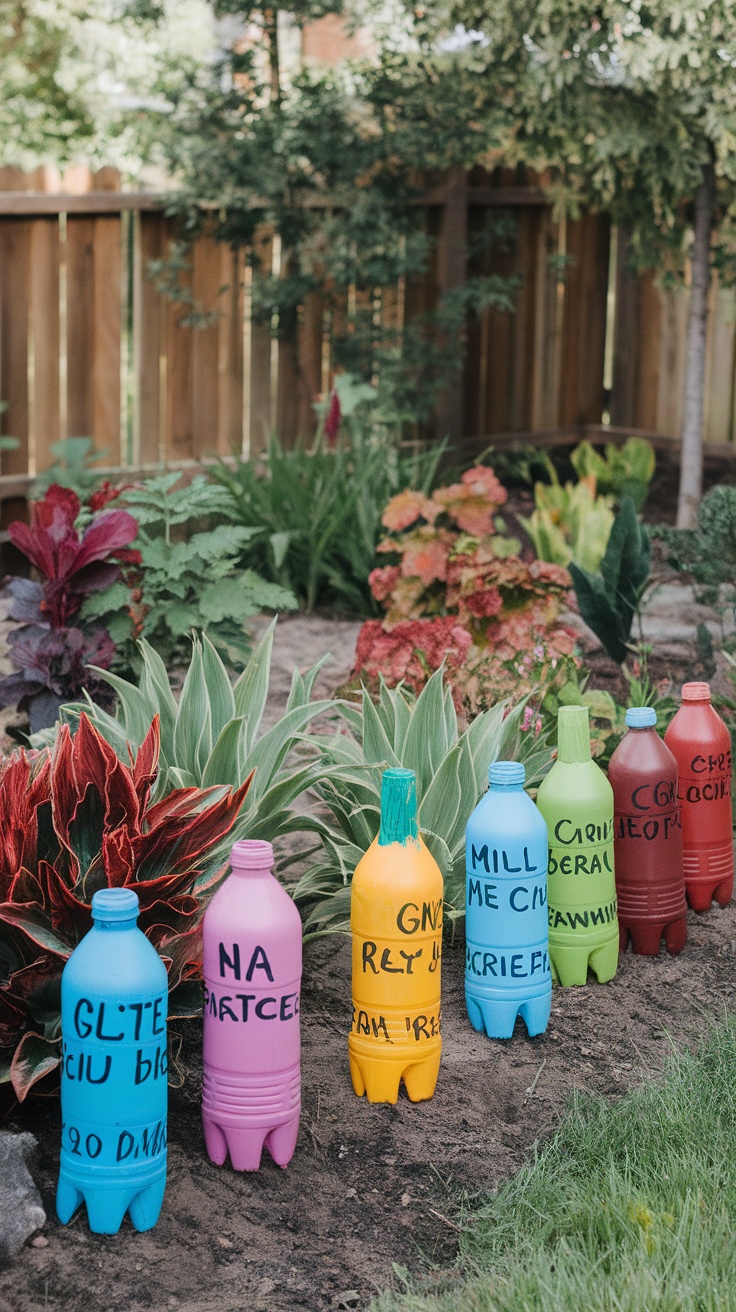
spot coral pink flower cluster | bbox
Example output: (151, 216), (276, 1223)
(355, 464), (576, 708)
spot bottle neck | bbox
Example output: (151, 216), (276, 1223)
(94, 917), (138, 932)
(378, 769), (419, 846)
(557, 710), (591, 764)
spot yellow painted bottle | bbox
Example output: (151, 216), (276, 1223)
(349, 768), (443, 1104)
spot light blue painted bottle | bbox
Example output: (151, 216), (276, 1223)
(56, 888), (168, 1234)
(465, 761), (551, 1039)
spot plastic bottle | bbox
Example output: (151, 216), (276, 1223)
(349, 768), (443, 1104)
(536, 704), (618, 986)
(465, 760), (551, 1039)
(56, 888), (168, 1234)
(201, 839), (302, 1171)
(664, 681), (734, 911)
(608, 707), (686, 956)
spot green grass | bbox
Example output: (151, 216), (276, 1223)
(374, 1016), (736, 1312)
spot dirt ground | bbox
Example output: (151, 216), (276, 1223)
(2, 612), (736, 1312)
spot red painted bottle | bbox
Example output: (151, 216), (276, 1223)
(664, 682), (733, 912)
(608, 707), (686, 955)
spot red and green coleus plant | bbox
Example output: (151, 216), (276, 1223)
(0, 484), (139, 724)
(355, 465), (577, 712)
(0, 713), (251, 1101)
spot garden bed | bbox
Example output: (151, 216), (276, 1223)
(2, 612), (736, 1312)
(3, 903), (736, 1312)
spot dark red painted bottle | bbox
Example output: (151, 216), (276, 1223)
(664, 682), (733, 912)
(609, 707), (686, 955)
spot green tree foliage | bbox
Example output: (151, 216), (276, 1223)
(147, 3), (518, 424)
(442, 0), (736, 525)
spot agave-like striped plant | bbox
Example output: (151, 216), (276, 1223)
(291, 667), (555, 936)
(44, 620), (339, 865)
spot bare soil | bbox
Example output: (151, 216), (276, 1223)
(2, 612), (736, 1312)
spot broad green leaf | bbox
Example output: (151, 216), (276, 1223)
(464, 701), (511, 795)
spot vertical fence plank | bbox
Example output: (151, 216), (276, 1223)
(65, 216), (95, 440)
(529, 212), (561, 430)
(435, 169), (467, 443)
(29, 217), (61, 472)
(190, 234), (222, 459)
(655, 286), (687, 438)
(706, 283), (736, 444)
(92, 217), (122, 460)
(133, 211), (165, 464)
(248, 230), (273, 455)
(508, 207), (539, 431)
(164, 220), (193, 460)
(610, 226), (638, 428)
(217, 246), (244, 457)
(297, 291), (324, 438)
(558, 211), (610, 426)
(0, 218), (30, 478)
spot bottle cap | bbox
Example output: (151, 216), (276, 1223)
(91, 888), (139, 923)
(681, 681), (711, 702)
(230, 839), (274, 871)
(625, 706), (657, 728)
(557, 705), (591, 762)
(489, 761), (525, 787)
(378, 768), (419, 846)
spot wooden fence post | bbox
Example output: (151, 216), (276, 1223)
(435, 168), (468, 444)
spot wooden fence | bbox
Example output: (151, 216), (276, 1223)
(1, 166), (736, 518)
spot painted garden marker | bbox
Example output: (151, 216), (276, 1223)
(349, 768), (443, 1104)
(202, 839), (302, 1171)
(665, 682), (734, 912)
(609, 707), (687, 955)
(536, 705), (618, 987)
(56, 888), (168, 1234)
(465, 760), (551, 1039)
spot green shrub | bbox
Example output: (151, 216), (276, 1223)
(81, 472), (296, 673)
(570, 499), (651, 666)
(46, 621), (338, 872)
(292, 667), (555, 936)
(520, 475), (615, 572)
(570, 436), (656, 511)
(211, 411), (445, 615)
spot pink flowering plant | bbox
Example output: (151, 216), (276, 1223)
(356, 465), (576, 711)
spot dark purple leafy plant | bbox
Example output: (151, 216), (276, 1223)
(0, 485), (139, 723)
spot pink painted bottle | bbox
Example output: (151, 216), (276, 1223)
(201, 840), (302, 1171)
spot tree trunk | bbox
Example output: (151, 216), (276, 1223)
(676, 155), (715, 529)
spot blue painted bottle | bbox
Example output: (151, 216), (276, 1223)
(465, 761), (551, 1039)
(56, 888), (168, 1234)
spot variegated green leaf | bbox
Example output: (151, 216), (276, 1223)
(400, 666), (448, 796)
(233, 617), (276, 750)
(87, 665), (156, 750)
(173, 638), (211, 782)
(201, 716), (248, 789)
(201, 632), (236, 741)
(361, 688), (400, 769)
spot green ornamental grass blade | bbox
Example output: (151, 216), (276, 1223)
(233, 616), (276, 748)
(138, 639), (177, 762)
(86, 666), (155, 751)
(419, 741), (464, 849)
(201, 633), (236, 741)
(242, 701), (334, 803)
(201, 716), (248, 789)
(361, 688), (401, 769)
(173, 637), (212, 782)
(401, 667), (449, 796)
(391, 688), (411, 755)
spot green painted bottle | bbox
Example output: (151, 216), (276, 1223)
(536, 705), (618, 986)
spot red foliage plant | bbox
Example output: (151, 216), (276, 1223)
(355, 465), (576, 710)
(0, 714), (251, 1101)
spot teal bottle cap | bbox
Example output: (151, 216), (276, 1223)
(557, 705), (591, 762)
(489, 761), (525, 787)
(625, 706), (657, 728)
(379, 768), (419, 846)
(91, 888), (139, 922)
